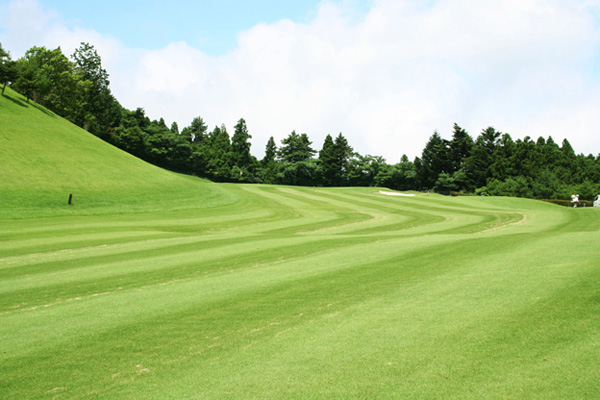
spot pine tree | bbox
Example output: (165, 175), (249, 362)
(278, 131), (316, 163)
(204, 125), (232, 181)
(319, 134), (337, 186)
(188, 116), (208, 145)
(231, 118), (253, 169)
(71, 42), (117, 136)
(465, 127), (501, 188)
(260, 136), (279, 184)
(418, 131), (450, 189)
(333, 133), (353, 185)
(170, 121), (179, 135)
(448, 123), (473, 174)
(263, 136), (277, 165)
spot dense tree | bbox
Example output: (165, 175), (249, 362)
(14, 56), (36, 102)
(465, 127), (501, 188)
(276, 131), (318, 186)
(231, 118), (253, 170)
(375, 155), (417, 190)
(170, 121), (179, 135)
(263, 136), (277, 166)
(333, 133), (353, 185)
(204, 125), (233, 181)
(7, 42), (600, 199)
(532, 169), (561, 199)
(418, 131), (451, 189)
(513, 136), (539, 179)
(319, 134), (337, 186)
(489, 133), (517, 182)
(433, 173), (458, 192)
(259, 136), (278, 184)
(278, 131), (316, 163)
(112, 125), (149, 159)
(480, 176), (533, 198)
(14, 46), (51, 103)
(278, 159), (320, 186)
(556, 139), (577, 183)
(72, 42), (108, 87)
(347, 154), (386, 187)
(320, 133), (354, 186)
(183, 116), (208, 145)
(448, 123), (473, 176)
(71, 42), (119, 137)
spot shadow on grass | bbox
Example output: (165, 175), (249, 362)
(2, 94), (28, 108)
(30, 101), (56, 118)
(1, 92), (56, 117)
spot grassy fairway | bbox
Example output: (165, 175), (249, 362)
(1, 89), (599, 399)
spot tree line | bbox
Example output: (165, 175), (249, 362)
(2, 42), (599, 200)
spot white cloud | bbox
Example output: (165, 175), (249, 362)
(2, 0), (600, 160)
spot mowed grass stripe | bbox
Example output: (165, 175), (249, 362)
(0, 233), (470, 355)
(317, 188), (568, 236)
(4, 224), (596, 399)
(0, 197), (272, 245)
(242, 186), (382, 235)
(0, 234), (345, 308)
(314, 193), (494, 236)
(2, 218), (449, 311)
(254, 186), (444, 235)
(0, 233), (509, 382)
(123, 230), (599, 400)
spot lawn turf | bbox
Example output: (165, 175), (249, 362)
(1, 88), (599, 399)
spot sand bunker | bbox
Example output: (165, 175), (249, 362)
(378, 191), (416, 197)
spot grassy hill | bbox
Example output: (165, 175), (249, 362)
(0, 88), (235, 217)
(1, 89), (599, 399)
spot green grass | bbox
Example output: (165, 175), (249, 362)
(0, 88), (236, 218)
(1, 88), (599, 399)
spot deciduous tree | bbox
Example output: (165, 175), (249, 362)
(0, 43), (17, 96)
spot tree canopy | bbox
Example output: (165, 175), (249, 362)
(4, 42), (600, 200)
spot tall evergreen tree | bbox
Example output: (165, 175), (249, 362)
(260, 136), (279, 184)
(71, 42), (119, 137)
(557, 139), (577, 183)
(465, 126), (501, 188)
(277, 131), (317, 186)
(333, 133), (353, 185)
(448, 123), (473, 174)
(204, 124), (232, 181)
(170, 121), (179, 135)
(263, 136), (277, 166)
(187, 116), (208, 145)
(418, 131), (450, 189)
(319, 134), (337, 186)
(278, 131), (316, 163)
(231, 118), (253, 169)
(489, 133), (517, 182)
(513, 136), (539, 179)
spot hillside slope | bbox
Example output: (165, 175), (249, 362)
(0, 88), (235, 217)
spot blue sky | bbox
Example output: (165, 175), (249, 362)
(1, 0), (600, 160)
(37, 0), (337, 54)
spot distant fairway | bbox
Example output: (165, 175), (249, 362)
(1, 89), (599, 399)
